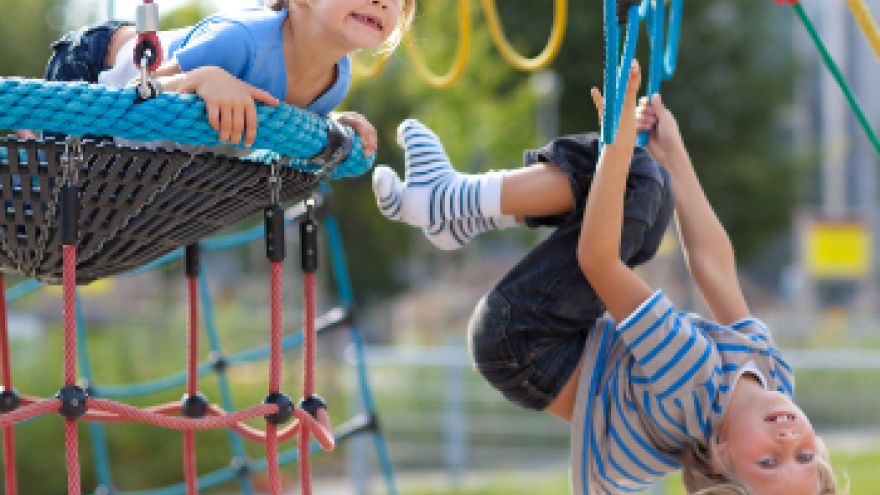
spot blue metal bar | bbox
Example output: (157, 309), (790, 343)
(639, 0), (666, 146)
(75, 294), (115, 491)
(197, 270), (255, 495)
(5, 279), (43, 302)
(664, 0), (684, 79)
(601, 0), (620, 146)
(614, 3), (646, 124)
(323, 203), (398, 495)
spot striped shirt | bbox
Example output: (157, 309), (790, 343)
(570, 290), (794, 495)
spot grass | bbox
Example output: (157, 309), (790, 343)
(397, 447), (878, 494)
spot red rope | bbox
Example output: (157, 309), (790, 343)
(303, 272), (316, 397)
(185, 275), (199, 494)
(0, 399), (62, 427)
(62, 245), (81, 495)
(88, 399), (276, 430)
(0, 225), (339, 492)
(187, 277), (198, 397)
(300, 271), (317, 495)
(65, 421), (80, 495)
(0, 276), (12, 390)
(267, 261), (284, 495)
(0, 276), (18, 495)
(2, 426), (15, 495)
(269, 263), (283, 393)
(266, 423), (282, 495)
(300, 427), (312, 495)
(184, 432), (197, 495)
(62, 246), (77, 387)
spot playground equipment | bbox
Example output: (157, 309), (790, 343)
(2, 0), (878, 493)
(0, 1), (394, 494)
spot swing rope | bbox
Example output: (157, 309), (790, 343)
(784, 1), (880, 156)
(845, 0), (880, 60)
(601, 0), (683, 146)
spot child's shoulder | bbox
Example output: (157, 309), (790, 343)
(196, 7), (286, 32)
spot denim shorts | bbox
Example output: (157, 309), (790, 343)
(467, 133), (673, 411)
(43, 20), (132, 141)
(45, 20), (133, 83)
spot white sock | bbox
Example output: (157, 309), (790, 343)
(424, 215), (518, 251)
(373, 165), (405, 222)
(380, 119), (504, 228)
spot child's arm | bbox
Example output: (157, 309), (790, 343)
(636, 95), (749, 325)
(140, 61), (279, 148)
(576, 62), (655, 323)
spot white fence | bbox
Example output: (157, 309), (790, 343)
(343, 346), (880, 494)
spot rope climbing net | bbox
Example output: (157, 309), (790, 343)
(0, 185), (397, 495)
(0, 2), (388, 491)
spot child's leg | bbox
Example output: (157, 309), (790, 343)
(467, 138), (672, 422)
(373, 119), (575, 249)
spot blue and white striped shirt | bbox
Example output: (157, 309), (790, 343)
(570, 290), (794, 495)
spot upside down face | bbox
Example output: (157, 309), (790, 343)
(714, 387), (822, 495)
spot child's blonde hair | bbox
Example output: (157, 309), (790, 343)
(266, 0), (416, 53)
(680, 437), (844, 495)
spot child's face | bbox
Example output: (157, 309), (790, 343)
(716, 389), (820, 494)
(306, 0), (403, 50)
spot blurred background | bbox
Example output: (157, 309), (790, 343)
(1, 0), (879, 493)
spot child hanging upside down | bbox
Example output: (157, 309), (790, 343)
(372, 62), (842, 494)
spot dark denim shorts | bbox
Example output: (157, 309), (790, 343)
(44, 20), (132, 83)
(43, 20), (132, 141)
(467, 133), (673, 411)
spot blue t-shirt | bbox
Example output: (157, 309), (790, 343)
(167, 8), (352, 116)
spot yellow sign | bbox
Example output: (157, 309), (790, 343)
(805, 221), (872, 279)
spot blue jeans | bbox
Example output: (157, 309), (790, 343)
(45, 20), (132, 83)
(467, 133), (673, 411)
(43, 20), (132, 141)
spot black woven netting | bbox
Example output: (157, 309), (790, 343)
(0, 137), (321, 284)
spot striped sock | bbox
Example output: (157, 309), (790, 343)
(388, 119), (503, 228)
(424, 216), (518, 251)
(373, 165), (405, 222)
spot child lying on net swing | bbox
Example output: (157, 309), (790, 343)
(372, 62), (842, 494)
(20, 0), (416, 154)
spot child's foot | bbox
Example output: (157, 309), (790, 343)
(372, 165), (405, 222)
(389, 119), (504, 227)
(424, 216), (518, 251)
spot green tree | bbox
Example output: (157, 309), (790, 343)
(336, 0), (797, 303)
(0, 0), (67, 77)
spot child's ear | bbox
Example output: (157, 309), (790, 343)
(710, 437), (729, 476)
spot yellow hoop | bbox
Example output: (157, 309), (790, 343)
(845, 0), (880, 60)
(480, 0), (568, 72)
(351, 51), (392, 80)
(403, 0), (472, 89)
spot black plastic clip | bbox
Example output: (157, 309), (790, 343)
(0, 388), (20, 413)
(264, 204), (286, 263)
(180, 392), (209, 418)
(209, 352), (228, 373)
(300, 200), (318, 274)
(299, 394), (327, 420)
(184, 244), (200, 278)
(263, 392), (294, 425)
(56, 385), (88, 420)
